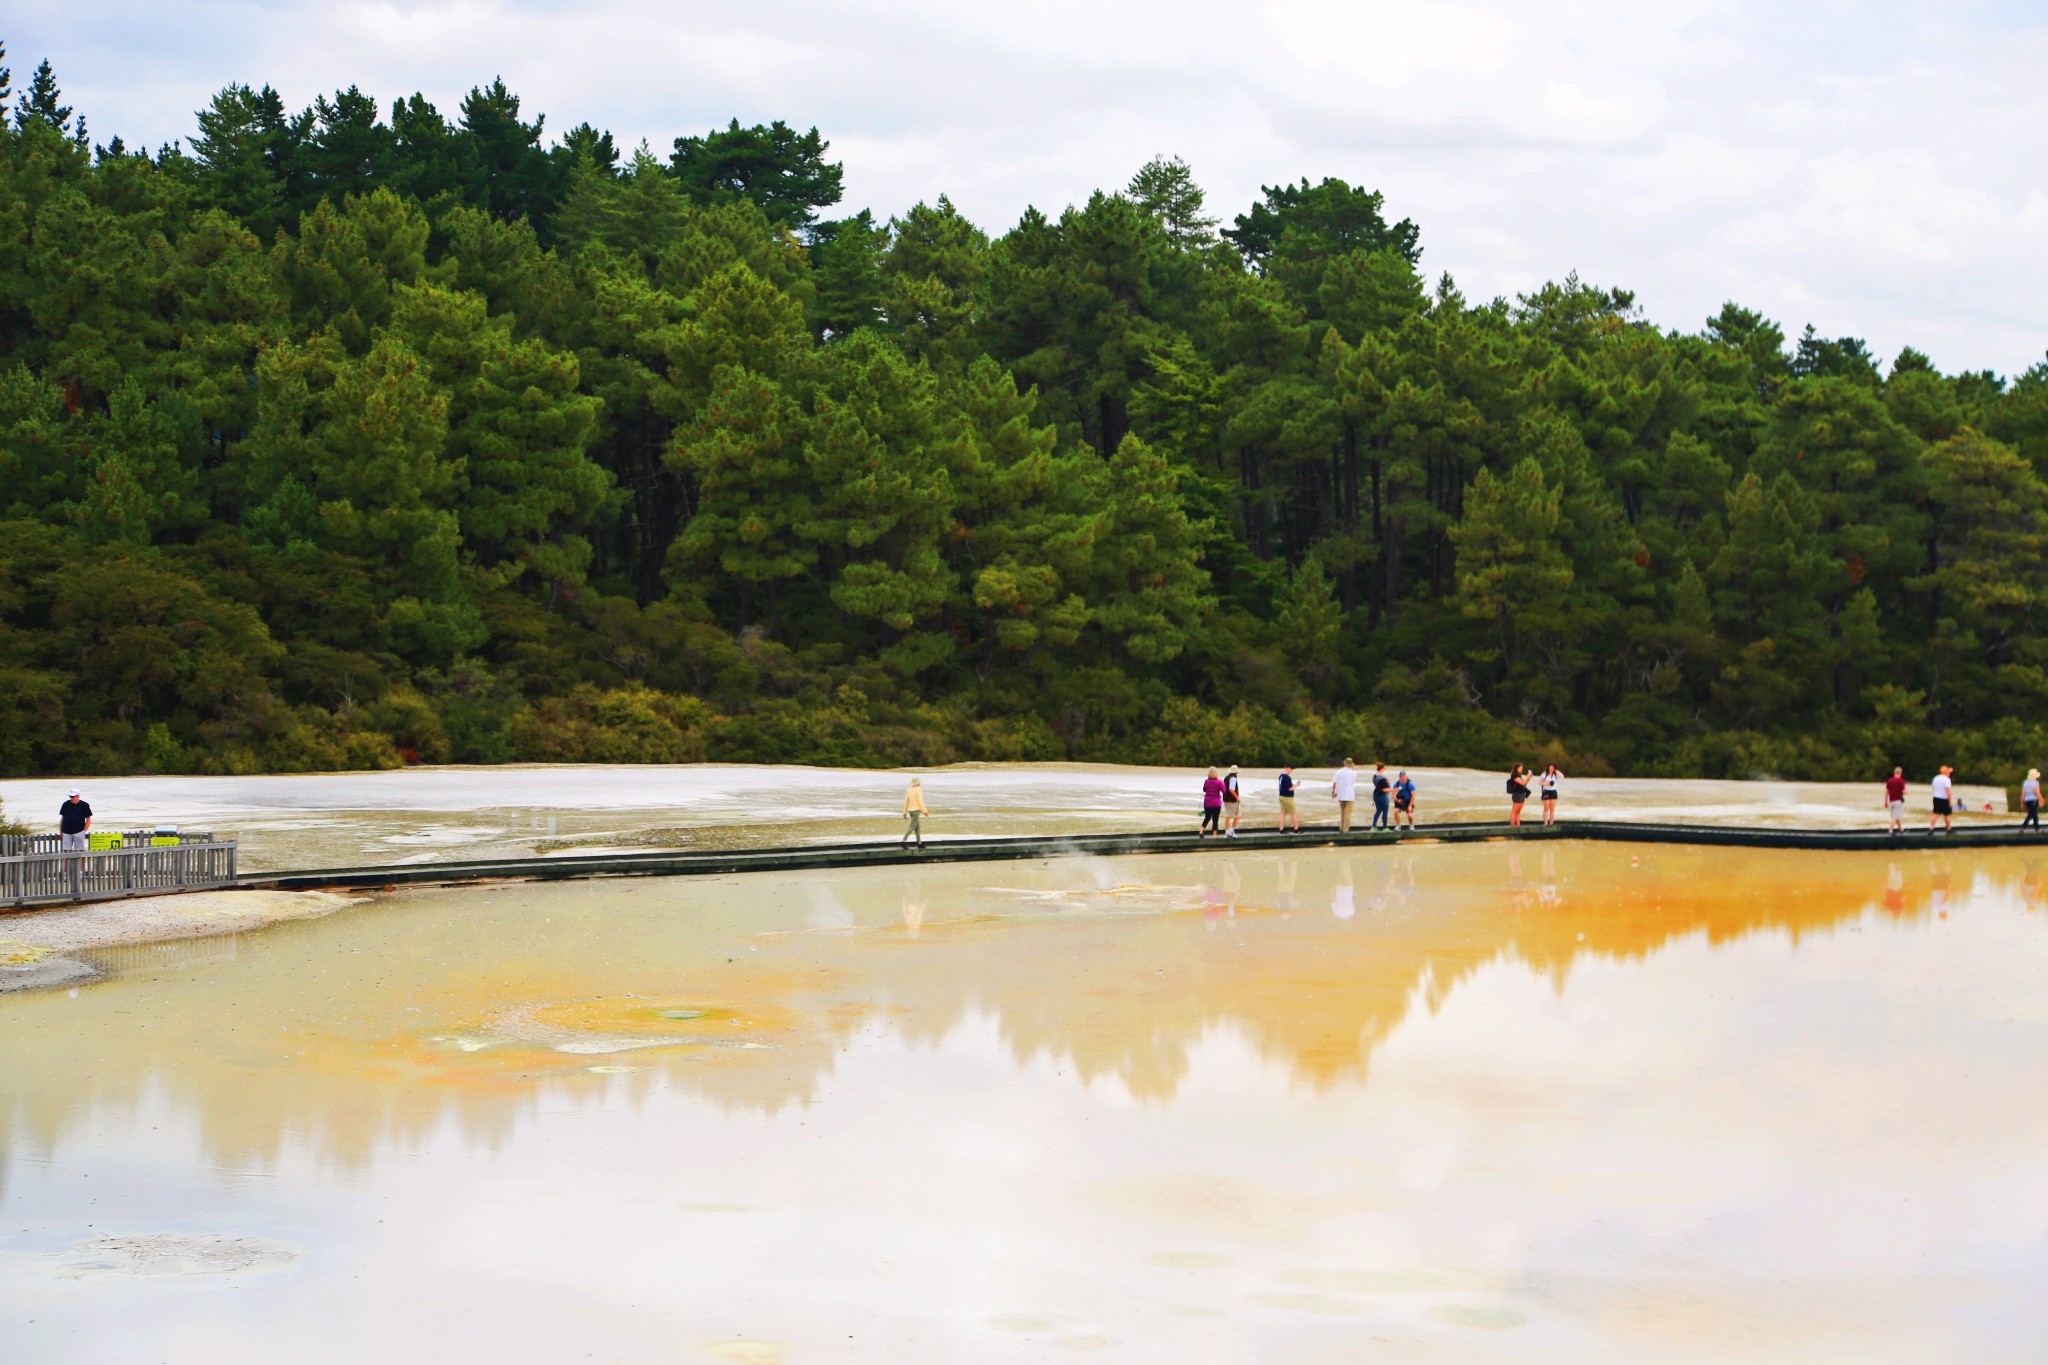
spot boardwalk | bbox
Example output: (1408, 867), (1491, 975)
(238, 818), (2045, 896)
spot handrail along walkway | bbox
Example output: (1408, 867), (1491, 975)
(1, 835), (238, 909)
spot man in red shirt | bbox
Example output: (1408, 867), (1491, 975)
(1883, 767), (1907, 835)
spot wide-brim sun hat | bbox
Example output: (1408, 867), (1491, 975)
(2031, 769), (2041, 780)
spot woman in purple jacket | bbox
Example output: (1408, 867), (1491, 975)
(1200, 767), (1225, 837)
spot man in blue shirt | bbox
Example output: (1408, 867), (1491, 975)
(1277, 766), (1300, 832)
(1393, 771), (1418, 829)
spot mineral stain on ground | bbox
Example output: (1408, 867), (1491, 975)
(4, 841), (2048, 1361)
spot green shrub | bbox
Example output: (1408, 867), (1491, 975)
(962, 713), (1064, 762)
(512, 686), (714, 764)
(366, 686), (451, 763)
(141, 722), (191, 774)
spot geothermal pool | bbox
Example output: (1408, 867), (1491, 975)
(5, 842), (2048, 1361)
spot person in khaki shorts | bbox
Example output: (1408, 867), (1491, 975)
(1331, 758), (1359, 832)
(1276, 765), (1301, 832)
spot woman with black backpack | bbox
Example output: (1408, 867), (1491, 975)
(1506, 764), (1532, 828)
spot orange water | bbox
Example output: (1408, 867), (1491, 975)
(4, 843), (2047, 1361)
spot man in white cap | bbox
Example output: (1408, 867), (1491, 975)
(58, 787), (92, 876)
(58, 788), (92, 852)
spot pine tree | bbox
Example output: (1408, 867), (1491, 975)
(1126, 155), (1217, 248)
(1451, 458), (1573, 684)
(669, 119), (843, 232)
(16, 59), (73, 137)
(882, 197), (988, 372)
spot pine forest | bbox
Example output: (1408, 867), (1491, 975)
(3, 43), (2047, 786)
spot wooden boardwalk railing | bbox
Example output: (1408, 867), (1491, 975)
(0, 838), (239, 909)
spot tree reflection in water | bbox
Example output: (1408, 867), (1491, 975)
(0, 844), (2037, 1180)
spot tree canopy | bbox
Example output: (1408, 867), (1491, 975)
(2, 37), (2046, 785)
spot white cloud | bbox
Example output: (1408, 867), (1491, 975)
(7, 0), (2048, 373)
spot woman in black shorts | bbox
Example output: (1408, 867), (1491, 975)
(1539, 764), (1561, 827)
(1506, 764), (1532, 828)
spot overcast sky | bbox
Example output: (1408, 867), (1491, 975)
(10, 1), (2046, 376)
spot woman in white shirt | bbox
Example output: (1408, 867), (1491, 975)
(2022, 768), (2040, 831)
(1539, 765), (1562, 827)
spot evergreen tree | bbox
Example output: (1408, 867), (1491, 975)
(882, 197), (988, 371)
(459, 79), (553, 225)
(669, 119), (843, 232)
(191, 84), (300, 240)
(305, 86), (394, 202)
(1127, 155), (1218, 248)
(16, 59), (76, 141)
(806, 209), (888, 340)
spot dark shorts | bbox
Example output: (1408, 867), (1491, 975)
(1509, 793), (1528, 805)
(1933, 798), (1952, 815)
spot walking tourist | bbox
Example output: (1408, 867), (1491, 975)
(2024, 769), (2041, 831)
(1201, 767), (1225, 837)
(1884, 767), (1907, 834)
(1370, 763), (1392, 829)
(1331, 759), (1359, 832)
(1929, 765), (1955, 834)
(1506, 765), (1532, 828)
(1393, 770), (1418, 829)
(901, 778), (930, 849)
(1223, 764), (1242, 837)
(1277, 766), (1300, 832)
(1539, 764), (1562, 826)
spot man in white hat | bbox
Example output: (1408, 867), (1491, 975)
(58, 787), (93, 879)
(58, 788), (92, 853)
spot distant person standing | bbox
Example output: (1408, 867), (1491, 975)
(901, 778), (930, 850)
(1539, 764), (1562, 827)
(1223, 764), (1243, 837)
(58, 788), (92, 857)
(1331, 759), (1359, 833)
(1883, 767), (1907, 835)
(1201, 767), (1225, 837)
(1506, 765), (1532, 828)
(1393, 770), (1418, 829)
(1276, 766), (1301, 833)
(2024, 769), (2041, 831)
(1370, 763), (1392, 830)
(1929, 765), (1955, 834)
